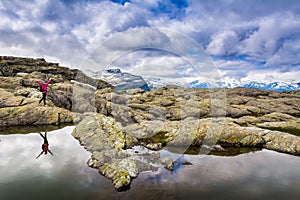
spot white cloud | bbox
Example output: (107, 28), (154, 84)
(213, 57), (300, 84)
(206, 30), (240, 55)
(79, 26), (222, 85)
(117, 51), (190, 78)
(0, 0), (299, 82)
(0, 0), (153, 67)
(267, 37), (300, 67)
(103, 27), (171, 51)
(241, 13), (300, 59)
(241, 69), (300, 83)
(214, 59), (253, 71)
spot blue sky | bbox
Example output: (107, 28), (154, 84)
(0, 0), (299, 83)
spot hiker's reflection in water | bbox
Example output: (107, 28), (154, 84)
(36, 132), (53, 159)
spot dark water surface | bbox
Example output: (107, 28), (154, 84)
(0, 126), (299, 200)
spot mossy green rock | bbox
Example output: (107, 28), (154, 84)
(72, 113), (171, 191)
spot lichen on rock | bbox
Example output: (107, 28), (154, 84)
(72, 113), (172, 191)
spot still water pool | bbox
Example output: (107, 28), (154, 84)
(0, 126), (299, 200)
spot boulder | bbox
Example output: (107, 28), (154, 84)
(0, 105), (75, 126)
(72, 113), (173, 191)
(48, 83), (73, 110)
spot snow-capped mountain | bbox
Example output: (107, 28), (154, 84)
(186, 80), (236, 89)
(143, 76), (183, 90)
(187, 80), (300, 91)
(83, 68), (299, 92)
(144, 77), (300, 92)
(243, 81), (300, 91)
(84, 68), (151, 91)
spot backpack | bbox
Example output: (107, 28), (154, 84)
(40, 86), (43, 92)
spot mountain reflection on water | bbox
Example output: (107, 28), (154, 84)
(0, 126), (300, 200)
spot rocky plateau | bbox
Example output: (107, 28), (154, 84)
(0, 56), (299, 191)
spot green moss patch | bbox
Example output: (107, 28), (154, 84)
(140, 131), (169, 147)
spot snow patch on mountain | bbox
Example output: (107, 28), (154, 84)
(84, 68), (151, 91)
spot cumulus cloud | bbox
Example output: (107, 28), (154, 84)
(242, 69), (300, 83)
(266, 37), (300, 67)
(103, 27), (171, 51)
(112, 50), (190, 78)
(241, 13), (300, 59)
(206, 30), (240, 55)
(81, 27), (221, 84)
(0, 0), (152, 66)
(150, 2), (300, 82)
(0, 0), (299, 82)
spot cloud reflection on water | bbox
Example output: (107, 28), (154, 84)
(0, 126), (103, 186)
(1, 126), (300, 200)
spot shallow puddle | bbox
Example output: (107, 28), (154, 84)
(0, 126), (299, 200)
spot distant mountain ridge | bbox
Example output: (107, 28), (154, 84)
(243, 81), (300, 91)
(83, 68), (299, 92)
(187, 80), (300, 92)
(143, 76), (300, 92)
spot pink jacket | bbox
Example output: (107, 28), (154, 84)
(36, 79), (51, 94)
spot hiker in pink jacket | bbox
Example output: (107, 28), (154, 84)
(36, 131), (53, 159)
(36, 79), (51, 106)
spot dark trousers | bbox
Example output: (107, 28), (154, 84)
(40, 132), (48, 144)
(39, 93), (47, 105)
